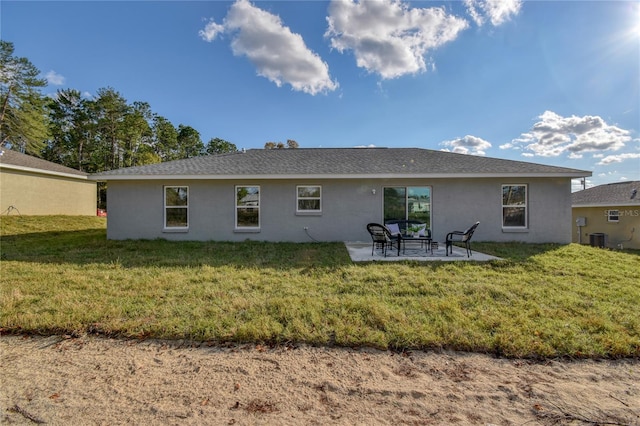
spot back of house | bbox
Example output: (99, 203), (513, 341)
(92, 147), (590, 244)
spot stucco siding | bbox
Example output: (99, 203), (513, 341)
(427, 177), (571, 243)
(106, 177), (573, 244)
(572, 206), (640, 249)
(107, 179), (382, 241)
(0, 168), (96, 215)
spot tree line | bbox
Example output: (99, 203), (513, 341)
(1, 40), (241, 173)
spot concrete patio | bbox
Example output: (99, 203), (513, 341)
(344, 241), (502, 262)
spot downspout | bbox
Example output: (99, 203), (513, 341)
(577, 224), (582, 244)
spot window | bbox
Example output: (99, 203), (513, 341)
(297, 185), (321, 213)
(607, 210), (619, 222)
(164, 186), (188, 229)
(502, 184), (527, 228)
(383, 187), (431, 228)
(236, 185), (260, 229)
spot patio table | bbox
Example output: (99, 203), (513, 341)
(396, 234), (433, 256)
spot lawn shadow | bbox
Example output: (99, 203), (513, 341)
(0, 228), (353, 269)
(2, 228), (637, 271)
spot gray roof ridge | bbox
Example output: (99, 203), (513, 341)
(600, 180), (639, 186)
(0, 149), (88, 177)
(572, 180), (640, 205)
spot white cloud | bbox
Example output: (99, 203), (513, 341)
(597, 152), (640, 165)
(502, 111), (633, 158)
(199, 0), (338, 95)
(440, 135), (491, 156)
(464, 0), (522, 27)
(45, 70), (65, 86)
(498, 142), (514, 150)
(325, 0), (468, 79)
(199, 19), (225, 42)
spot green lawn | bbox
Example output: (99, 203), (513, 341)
(1, 216), (639, 358)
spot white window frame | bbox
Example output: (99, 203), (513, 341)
(235, 185), (260, 230)
(164, 186), (189, 230)
(501, 184), (528, 229)
(296, 185), (322, 214)
(607, 209), (619, 223)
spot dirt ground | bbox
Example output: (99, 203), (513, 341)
(1, 335), (639, 425)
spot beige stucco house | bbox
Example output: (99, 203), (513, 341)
(0, 149), (96, 216)
(572, 181), (640, 249)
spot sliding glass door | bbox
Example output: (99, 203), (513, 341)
(384, 186), (431, 228)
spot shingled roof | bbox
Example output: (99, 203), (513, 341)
(0, 149), (88, 178)
(572, 181), (640, 207)
(91, 148), (590, 180)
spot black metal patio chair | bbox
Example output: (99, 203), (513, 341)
(366, 223), (399, 257)
(445, 221), (480, 257)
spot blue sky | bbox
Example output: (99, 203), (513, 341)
(2, 0), (639, 188)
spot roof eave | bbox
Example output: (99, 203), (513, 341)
(90, 172), (591, 181)
(1, 163), (90, 180)
(572, 202), (640, 208)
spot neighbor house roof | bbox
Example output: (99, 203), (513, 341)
(0, 149), (89, 179)
(91, 148), (590, 181)
(572, 181), (640, 207)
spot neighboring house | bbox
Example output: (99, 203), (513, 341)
(91, 148), (590, 243)
(0, 149), (96, 216)
(572, 181), (640, 249)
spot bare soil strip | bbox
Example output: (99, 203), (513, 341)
(2, 335), (639, 425)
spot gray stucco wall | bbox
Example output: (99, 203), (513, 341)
(106, 177), (572, 243)
(433, 177), (571, 243)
